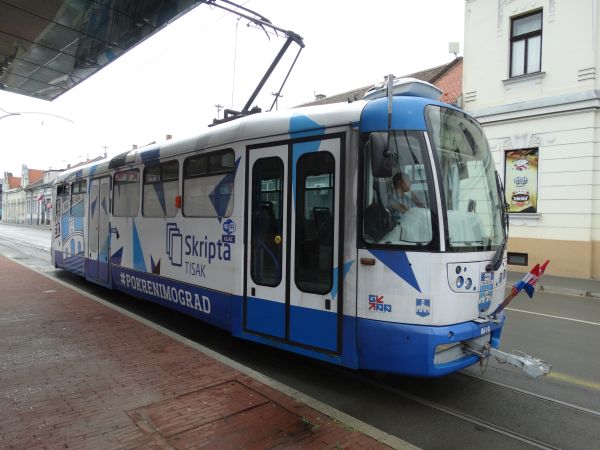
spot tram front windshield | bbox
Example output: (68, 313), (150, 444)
(362, 106), (504, 251)
(426, 105), (504, 251)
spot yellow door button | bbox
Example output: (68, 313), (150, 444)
(274, 235), (282, 245)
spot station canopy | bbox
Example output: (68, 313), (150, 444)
(0, 0), (206, 101)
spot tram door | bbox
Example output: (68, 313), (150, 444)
(245, 138), (342, 353)
(246, 145), (289, 339)
(88, 177), (111, 284)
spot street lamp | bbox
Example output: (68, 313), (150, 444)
(0, 106), (73, 123)
(0, 107), (20, 120)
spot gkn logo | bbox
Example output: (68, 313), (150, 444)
(369, 295), (392, 312)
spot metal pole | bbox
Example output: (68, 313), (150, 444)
(241, 36), (293, 114)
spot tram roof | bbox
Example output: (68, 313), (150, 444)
(55, 94), (455, 184)
(55, 100), (367, 182)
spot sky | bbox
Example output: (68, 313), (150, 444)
(0, 0), (465, 176)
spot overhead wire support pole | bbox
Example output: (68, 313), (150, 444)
(269, 45), (303, 112)
(242, 35), (293, 114)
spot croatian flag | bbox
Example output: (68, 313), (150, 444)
(491, 260), (550, 318)
(511, 260), (550, 298)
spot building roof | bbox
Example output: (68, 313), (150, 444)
(25, 178), (45, 190)
(67, 156), (105, 170)
(7, 175), (21, 189)
(28, 169), (44, 184)
(299, 57), (463, 107)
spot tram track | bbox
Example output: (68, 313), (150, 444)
(458, 372), (600, 419)
(335, 367), (563, 450)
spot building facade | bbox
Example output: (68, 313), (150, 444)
(24, 170), (60, 226)
(463, 0), (600, 279)
(1, 166), (55, 225)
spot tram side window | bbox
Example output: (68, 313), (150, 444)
(70, 180), (87, 217)
(295, 152), (335, 294)
(143, 160), (179, 217)
(251, 157), (284, 287)
(56, 184), (70, 218)
(113, 169), (140, 217)
(183, 149), (234, 217)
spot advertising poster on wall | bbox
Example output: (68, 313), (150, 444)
(504, 148), (538, 213)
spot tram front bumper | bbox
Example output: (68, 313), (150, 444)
(356, 315), (505, 377)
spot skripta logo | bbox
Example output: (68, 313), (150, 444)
(165, 223), (232, 278)
(368, 295), (392, 312)
(222, 219), (236, 243)
(166, 223), (183, 267)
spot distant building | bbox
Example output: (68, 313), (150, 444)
(299, 57), (463, 107)
(2, 166), (45, 224)
(24, 169), (61, 226)
(463, 0), (600, 279)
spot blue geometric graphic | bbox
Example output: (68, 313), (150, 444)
(90, 198), (97, 219)
(111, 247), (123, 265)
(289, 114), (325, 139)
(368, 249), (421, 293)
(330, 260), (354, 300)
(153, 182), (167, 216)
(209, 157), (241, 219)
(132, 220), (147, 272)
(140, 147), (160, 165)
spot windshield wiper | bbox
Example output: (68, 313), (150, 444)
(486, 171), (509, 271)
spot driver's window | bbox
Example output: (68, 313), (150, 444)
(363, 131), (433, 246)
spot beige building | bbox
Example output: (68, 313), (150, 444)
(463, 0), (600, 279)
(2, 166), (45, 225)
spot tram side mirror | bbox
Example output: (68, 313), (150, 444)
(369, 132), (393, 178)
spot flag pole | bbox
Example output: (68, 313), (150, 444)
(491, 260), (550, 318)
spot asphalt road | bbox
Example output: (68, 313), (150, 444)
(1, 222), (599, 449)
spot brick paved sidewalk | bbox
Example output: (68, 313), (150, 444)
(0, 256), (408, 450)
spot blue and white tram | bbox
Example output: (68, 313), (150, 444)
(52, 79), (509, 377)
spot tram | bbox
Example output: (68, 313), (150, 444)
(52, 78), (511, 377)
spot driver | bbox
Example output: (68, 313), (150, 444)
(389, 172), (424, 222)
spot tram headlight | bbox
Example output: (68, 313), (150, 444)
(465, 278), (472, 290)
(456, 276), (464, 289)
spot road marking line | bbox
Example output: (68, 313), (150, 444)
(547, 371), (600, 392)
(505, 308), (600, 326)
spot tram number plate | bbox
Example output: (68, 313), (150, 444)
(480, 324), (491, 336)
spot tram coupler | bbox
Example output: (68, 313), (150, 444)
(464, 343), (551, 378)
